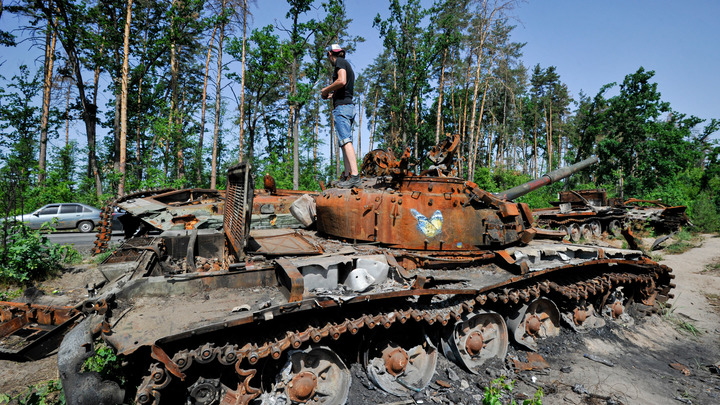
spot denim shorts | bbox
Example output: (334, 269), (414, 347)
(333, 104), (355, 147)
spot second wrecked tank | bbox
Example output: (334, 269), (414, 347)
(53, 135), (673, 405)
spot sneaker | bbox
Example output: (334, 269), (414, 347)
(337, 174), (362, 189)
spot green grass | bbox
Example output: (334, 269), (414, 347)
(0, 380), (65, 405)
(702, 261), (720, 274)
(659, 300), (703, 337)
(482, 376), (543, 405)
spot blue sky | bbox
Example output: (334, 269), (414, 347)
(1, 0), (718, 158)
(252, 0), (719, 140)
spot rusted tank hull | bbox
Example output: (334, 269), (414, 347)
(316, 177), (532, 250)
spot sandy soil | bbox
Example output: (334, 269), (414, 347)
(2, 235), (720, 404)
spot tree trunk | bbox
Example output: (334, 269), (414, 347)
(118, 0), (133, 196)
(38, 10), (57, 184)
(313, 92), (320, 183)
(49, 0), (103, 198)
(291, 60), (300, 189)
(370, 88), (378, 150)
(467, 49), (482, 180)
(198, 25), (217, 184)
(357, 94), (363, 159)
(238, 0), (248, 163)
(435, 49), (447, 144)
(64, 79), (72, 146)
(210, 0), (226, 189)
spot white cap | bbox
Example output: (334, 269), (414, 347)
(328, 44), (343, 53)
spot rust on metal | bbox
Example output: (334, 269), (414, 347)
(288, 371), (317, 402)
(0, 302), (81, 359)
(151, 345), (186, 380)
(512, 352), (550, 372)
(275, 258), (305, 303)
(248, 229), (322, 256)
(383, 347), (409, 376)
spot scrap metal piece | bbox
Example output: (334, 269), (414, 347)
(512, 352), (550, 372)
(0, 301), (82, 360)
(670, 362), (691, 376)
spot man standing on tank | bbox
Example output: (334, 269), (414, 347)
(321, 44), (361, 188)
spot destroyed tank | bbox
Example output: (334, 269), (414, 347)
(54, 135), (674, 405)
(533, 188), (691, 242)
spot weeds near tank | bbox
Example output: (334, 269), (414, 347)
(0, 380), (65, 405)
(82, 342), (125, 384)
(701, 260), (720, 274)
(482, 376), (543, 404)
(0, 222), (80, 284)
(664, 229), (697, 254)
(659, 299), (701, 337)
(0, 287), (22, 301)
(92, 249), (114, 264)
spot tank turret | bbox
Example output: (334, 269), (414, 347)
(315, 135), (598, 250)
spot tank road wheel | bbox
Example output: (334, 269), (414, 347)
(506, 298), (561, 351)
(601, 287), (633, 325)
(272, 346), (351, 405)
(568, 223), (581, 242)
(608, 220), (621, 236)
(561, 302), (605, 331)
(441, 311), (509, 374)
(561, 225), (571, 241)
(363, 330), (438, 396)
(589, 220), (602, 237)
(580, 224), (592, 240)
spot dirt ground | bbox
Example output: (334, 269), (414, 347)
(2, 235), (720, 404)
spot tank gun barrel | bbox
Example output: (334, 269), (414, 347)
(494, 156), (599, 201)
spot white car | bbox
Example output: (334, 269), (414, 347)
(14, 203), (102, 233)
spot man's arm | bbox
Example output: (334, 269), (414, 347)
(321, 68), (347, 99)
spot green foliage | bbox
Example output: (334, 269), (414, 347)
(0, 222), (77, 284)
(690, 191), (720, 233)
(81, 342), (123, 382)
(482, 376), (543, 405)
(0, 380), (65, 405)
(0, 288), (23, 301)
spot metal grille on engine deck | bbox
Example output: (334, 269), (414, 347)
(225, 162), (254, 259)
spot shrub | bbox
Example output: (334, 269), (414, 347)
(690, 191), (720, 233)
(0, 222), (79, 284)
(82, 342), (124, 383)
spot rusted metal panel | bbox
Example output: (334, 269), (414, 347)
(118, 189), (226, 232)
(0, 301), (81, 360)
(275, 258), (305, 303)
(316, 177), (526, 250)
(248, 229), (323, 256)
(225, 162), (255, 260)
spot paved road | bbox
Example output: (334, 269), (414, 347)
(47, 231), (125, 248)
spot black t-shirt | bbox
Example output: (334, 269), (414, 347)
(332, 57), (354, 108)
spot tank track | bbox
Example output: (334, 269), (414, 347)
(134, 261), (673, 404)
(93, 188), (175, 255)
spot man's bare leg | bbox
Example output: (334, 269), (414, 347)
(342, 143), (359, 176)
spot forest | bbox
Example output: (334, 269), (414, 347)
(0, 0), (719, 230)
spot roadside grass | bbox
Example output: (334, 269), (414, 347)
(664, 229), (703, 254)
(659, 300), (702, 337)
(701, 259), (720, 275)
